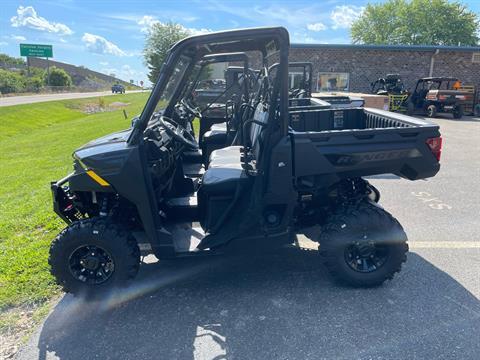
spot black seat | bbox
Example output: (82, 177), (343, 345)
(209, 145), (242, 165)
(201, 163), (248, 195)
(201, 99), (252, 163)
(200, 102), (268, 196)
(202, 122), (228, 151)
(201, 146), (244, 194)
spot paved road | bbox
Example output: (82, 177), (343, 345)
(17, 115), (480, 360)
(0, 90), (145, 107)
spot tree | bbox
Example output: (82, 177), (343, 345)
(0, 53), (25, 68)
(351, 0), (479, 46)
(143, 22), (190, 83)
(45, 66), (72, 87)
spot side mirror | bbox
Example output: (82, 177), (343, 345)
(131, 116), (139, 128)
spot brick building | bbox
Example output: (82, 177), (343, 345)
(288, 44), (480, 93)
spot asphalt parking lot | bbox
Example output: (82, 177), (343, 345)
(17, 115), (480, 360)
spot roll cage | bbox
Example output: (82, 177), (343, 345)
(129, 27), (290, 145)
(288, 62), (312, 97)
(413, 77), (459, 92)
(182, 52), (252, 105)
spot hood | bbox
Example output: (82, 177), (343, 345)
(73, 128), (133, 170)
(77, 128), (132, 150)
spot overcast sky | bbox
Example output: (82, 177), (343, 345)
(1, 0), (479, 84)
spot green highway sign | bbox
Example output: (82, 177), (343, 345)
(20, 43), (53, 58)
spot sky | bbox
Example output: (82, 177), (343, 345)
(1, 0), (479, 85)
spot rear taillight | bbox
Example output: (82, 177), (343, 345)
(438, 95), (448, 101)
(426, 136), (442, 161)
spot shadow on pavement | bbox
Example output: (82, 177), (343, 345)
(24, 247), (480, 360)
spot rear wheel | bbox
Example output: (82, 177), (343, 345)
(315, 202), (408, 287)
(49, 218), (140, 297)
(427, 104), (437, 118)
(453, 105), (463, 119)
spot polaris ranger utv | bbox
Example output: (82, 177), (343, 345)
(49, 27), (442, 296)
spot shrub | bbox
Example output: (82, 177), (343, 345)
(25, 76), (44, 92)
(20, 67), (45, 78)
(45, 67), (72, 87)
(0, 69), (26, 94)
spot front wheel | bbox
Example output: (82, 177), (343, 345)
(49, 218), (140, 297)
(316, 202), (408, 287)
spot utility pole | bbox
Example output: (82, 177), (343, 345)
(46, 56), (50, 86)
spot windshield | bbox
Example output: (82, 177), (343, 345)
(153, 55), (191, 113)
(188, 63), (244, 111)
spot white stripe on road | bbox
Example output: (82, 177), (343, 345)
(296, 237), (480, 250)
(409, 241), (480, 249)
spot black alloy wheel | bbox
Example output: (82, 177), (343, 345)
(68, 245), (115, 284)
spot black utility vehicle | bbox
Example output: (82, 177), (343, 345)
(406, 77), (466, 118)
(371, 74), (406, 95)
(50, 27), (442, 296)
(288, 62), (312, 98)
(111, 84), (125, 94)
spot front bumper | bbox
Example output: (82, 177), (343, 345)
(51, 173), (79, 223)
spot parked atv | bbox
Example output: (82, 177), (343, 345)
(49, 27), (442, 297)
(406, 77), (466, 119)
(288, 62), (312, 98)
(371, 74), (406, 96)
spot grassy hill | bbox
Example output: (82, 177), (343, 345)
(1, 53), (139, 94)
(0, 92), (149, 343)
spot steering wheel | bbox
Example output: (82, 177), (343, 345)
(159, 115), (198, 150)
(181, 99), (202, 119)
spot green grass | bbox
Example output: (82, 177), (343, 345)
(0, 93), (149, 314)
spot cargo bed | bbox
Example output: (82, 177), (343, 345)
(291, 107), (441, 188)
